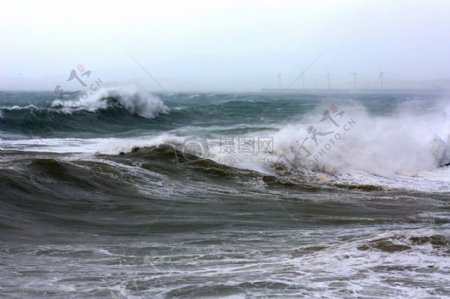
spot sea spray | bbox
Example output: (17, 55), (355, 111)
(272, 99), (450, 177)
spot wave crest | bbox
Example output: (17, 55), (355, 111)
(51, 86), (167, 119)
(271, 101), (450, 177)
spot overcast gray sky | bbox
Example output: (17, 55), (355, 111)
(1, 0), (450, 91)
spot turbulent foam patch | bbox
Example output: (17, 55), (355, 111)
(289, 228), (450, 298)
(0, 134), (186, 156)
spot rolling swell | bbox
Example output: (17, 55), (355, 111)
(113, 144), (263, 180)
(0, 155), (144, 235)
(1, 142), (338, 238)
(0, 145), (264, 237)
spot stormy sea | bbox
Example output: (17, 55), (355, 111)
(1, 87), (449, 298)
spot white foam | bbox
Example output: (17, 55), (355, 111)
(273, 100), (450, 176)
(290, 227), (450, 298)
(0, 104), (40, 111)
(51, 85), (168, 119)
(0, 134), (186, 157)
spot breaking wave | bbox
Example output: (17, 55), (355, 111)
(50, 86), (167, 118)
(271, 99), (450, 177)
(0, 86), (168, 135)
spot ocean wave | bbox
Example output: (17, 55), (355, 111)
(245, 100), (450, 192)
(270, 100), (450, 176)
(0, 87), (168, 135)
(98, 140), (450, 193)
(50, 86), (168, 118)
(2, 93), (450, 192)
(159, 99), (450, 191)
(1, 86), (167, 119)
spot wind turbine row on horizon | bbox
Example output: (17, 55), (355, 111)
(276, 70), (386, 90)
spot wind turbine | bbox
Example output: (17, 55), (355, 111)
(301, 69), (306, 89)
(351, 72), (357, 89)
(285, 51), (324, 91)
(377, 69), (384, 89)
(325, 73), (330, 89)
(278, 73), (282, 89)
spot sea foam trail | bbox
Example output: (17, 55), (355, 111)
(51, 86), (168, 119)
(0, 134), (186, 157)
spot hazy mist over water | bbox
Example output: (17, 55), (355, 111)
(1, 0), (450, 91)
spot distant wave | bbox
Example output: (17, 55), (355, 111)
(50, 86), (168, 118)
(0, 86), (167, 118)
(0, 86), (168, 134)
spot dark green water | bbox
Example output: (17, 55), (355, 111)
(1, 90), (449, 298)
